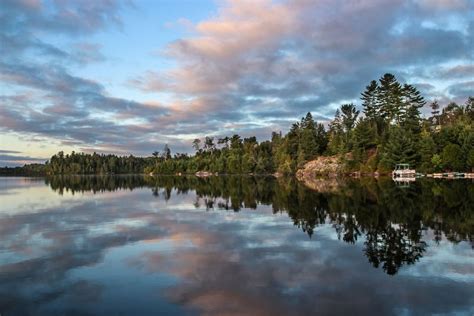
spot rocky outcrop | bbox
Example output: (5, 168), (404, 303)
(296, 155), (345, 192)
(296, 155), (345, 179)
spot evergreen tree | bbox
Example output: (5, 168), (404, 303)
(441, 144), (464, 171)
(327, 109), (345, 154)
(429, 100), (440, 127)
(379, 127), (419, 169)
(465, 97), (474, 120)
(204, 136), (215, 152)
(286, 122), (301, 159)
(192, 138), (201, 152)
(377, 73), (403, 123)
(352, 118), (376, 151)
(361, 80), (379, 121)
(299, 112), (319, 160)
(401, 84), (425, 133)
(162, 144), (171, 160)
(439, 102), (461, 125)
(315, 122), (328, 154)
(418, 131), (436, 172)
(218, 136), (230, 149)
(340, 103), (360, 132)
(351, 118), (377, 165)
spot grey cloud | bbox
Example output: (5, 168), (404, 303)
(2, 0), (473, 158)
(0, 59), (171, 155)
(132, 0), (472, 147)
(71, 43), (106, 64)
(447, 81), (474, 100)
(0, 0), (126, 65)
(0, 0), (125, 36)
(439, 65), (474, 79)
(413, 83), (436, 92)
(0, 150), (21, 154)
(0, 153), (47, 167)
(0, 0), (138, 158)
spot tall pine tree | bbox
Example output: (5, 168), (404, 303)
(377, 73), (403, 124)
(400, 84), (425, 133)
(361, 80), (380, 121)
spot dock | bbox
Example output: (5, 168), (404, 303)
(393, 163), (473, 182)
(428, 172), (474, 179)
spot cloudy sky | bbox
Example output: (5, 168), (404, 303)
(0, 0), (473, 166)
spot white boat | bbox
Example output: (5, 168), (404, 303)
(392, 164), (416, 178)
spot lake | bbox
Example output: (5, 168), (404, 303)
(0, 176), (473, 315)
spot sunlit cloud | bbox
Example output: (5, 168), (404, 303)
(0, 0), (472, 163)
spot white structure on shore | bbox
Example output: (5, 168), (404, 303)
(392, 164), (416, 178)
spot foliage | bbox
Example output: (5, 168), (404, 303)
(45, 151), (151, 175)
(0, 164), (46, 176)
(6, 73), (473, 175)
(328, 73), (472, 172)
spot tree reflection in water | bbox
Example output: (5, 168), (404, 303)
(46, 175), (474, 275)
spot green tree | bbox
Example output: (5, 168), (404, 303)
(192, 138), (201, 152)
(441, 144), (464, 171)
(299, 112), (319, 160)
(340, 103), (360, 132)
(361, 80), (379, 121)
(204, 136), (215, 152)
(418, 131), (436, 172)
(162, 144), (171, 160)
(377, 73), (403, 123)
(466, 149), (474, 171)
(401, 84), (425, 133)
(379, 127), (419, 169)
(352, 118), (377, 165)
(429, 100), (440, 127)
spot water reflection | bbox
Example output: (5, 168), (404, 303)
(0, 176), (473, 315)
(46, 175), (474, 275)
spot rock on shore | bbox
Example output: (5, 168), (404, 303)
(296, 155), (345, 179)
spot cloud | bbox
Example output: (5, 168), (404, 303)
(447, 81), (474, 101)
(1, 0), (473, 160)
(132, 0), (472, 136)
(0, 153), (47, 167)
(439, 65), (474, 79)
(0, 0), (125, 36)
(0, 0), (125, 68)
(70, 42), (106, 64)
(0, 150), (21, 154)
(415, 0), (470, 11)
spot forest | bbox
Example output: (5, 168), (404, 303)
(4, 73), (473, 176)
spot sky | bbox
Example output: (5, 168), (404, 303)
(0, 0), (473, 166)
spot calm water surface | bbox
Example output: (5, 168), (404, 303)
(0, 176), (473, 316)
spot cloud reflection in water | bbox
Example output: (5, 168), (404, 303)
(0, 176), (473, 315)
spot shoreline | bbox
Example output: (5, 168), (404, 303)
(1, 172), (473, 180)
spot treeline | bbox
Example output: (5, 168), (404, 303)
(328, 74), (473, 173)
(0, 164), (46, 176)
(45, 151), (152, 175)
(42, 113), (327, 175)
(146, 119), (327, 175)
(21, 73), (474, 175)
(146, 73), (473, 175)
